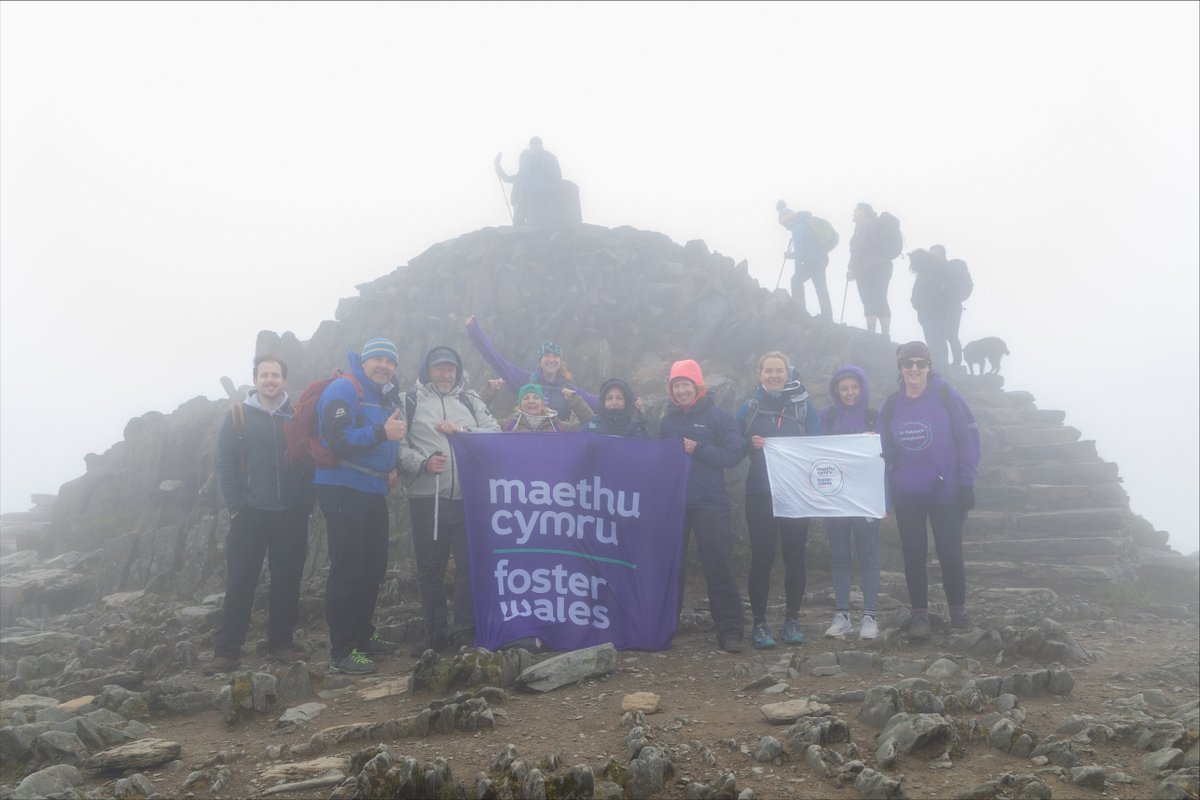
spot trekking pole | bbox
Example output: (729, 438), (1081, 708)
(431, 451), (443, 541)
(774, 237), (793, 291)
(839, 279), (850, 324)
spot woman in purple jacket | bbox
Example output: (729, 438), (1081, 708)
(880, 341), (981, 641)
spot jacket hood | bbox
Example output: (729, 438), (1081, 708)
(599, 378), (637, 409)
(667, 360), (707, 407)
(508, 406), (559, 431)
(419, 345), (465, 388)
(829, 365), (871, 410)
(244, 390), (291, 415)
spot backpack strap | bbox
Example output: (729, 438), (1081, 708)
(864, 407), (879, 432)
(230, 402), (247, 473)
(739, 399), (759, 437)
(459, 392), (479, 424)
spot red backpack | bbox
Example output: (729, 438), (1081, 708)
(284, 370), (363, 469)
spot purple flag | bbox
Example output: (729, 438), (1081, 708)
(449, 432), (691, 652)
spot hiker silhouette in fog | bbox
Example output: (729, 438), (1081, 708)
(847, 203), (902, 338)
(495, 136), (562, 228)
(777, 201), (836, 319)
(929, 245), (973, 368)
(908, 248), (954, 373)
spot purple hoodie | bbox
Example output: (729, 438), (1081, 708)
(881, 373), (981, 506)
(822, 365), (873, 434)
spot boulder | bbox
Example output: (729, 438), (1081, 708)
(515, 643), (617, 692)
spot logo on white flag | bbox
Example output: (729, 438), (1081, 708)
(810, 459), (844, 495)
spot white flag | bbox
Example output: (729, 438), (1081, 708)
(762, 434), (885, 519)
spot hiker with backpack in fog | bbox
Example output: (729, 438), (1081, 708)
(399, 345), (501, 655)
(734, 353), (823, 649)
(582, 378), (652, 438)
(659, 359), (748, 654)
(819, 365), (882, 641)
(205, 355), (313, 675)
(847, 203), (903, 338)
(879, 341), (981, 641)
(466, 315), (600, 423)
(776, 201), (838, 319)
(309, 338), (409, 674)
(930, 245), (973, 368)
(500, 383), (593, 432)
(494, 136), (563, 228)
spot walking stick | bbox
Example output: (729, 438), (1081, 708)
(774, 237), (793, 291)
(839, 278), (850, 324)
(432, 451), (443, 541)
(494, 153), (514, 223)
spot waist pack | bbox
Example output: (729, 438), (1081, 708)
(284, 370), (364, 469)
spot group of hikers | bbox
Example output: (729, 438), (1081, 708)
(778, 199), (974, 372)
(206, 318), (982, 676)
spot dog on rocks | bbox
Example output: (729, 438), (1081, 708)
(963, 337), (1009, 375)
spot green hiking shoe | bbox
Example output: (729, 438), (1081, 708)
(329, 648), (377, 675)
(363, 632), (400, 656)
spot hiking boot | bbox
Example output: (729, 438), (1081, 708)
(329, 649), (377, 675)
(783, 619), (806, 645)
(363, 632), (400, 656)
(908, 613), (931, 642)
(202, 655), (241, 675)
(267, 644), (308, 663)
(824, 613), (853, 638)
(751, 623), (777, 650)
(859, 615), (879, 640)
(717, 633), (744, 654)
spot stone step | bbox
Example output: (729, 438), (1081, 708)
(976, 461), (1119, 486)
(1000, 426), (1082, 447)
(930, 560), (1133, 589)
(973, 407), (1068, 428)
(952, 389), (1036, 410)
(975, 483), (1127, 512)
(964, 507), (1128, 537)
(963, 536), (1134, 561)
(981, 439), (1098, 466)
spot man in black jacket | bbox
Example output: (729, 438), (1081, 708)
(204, 355), (313, 674)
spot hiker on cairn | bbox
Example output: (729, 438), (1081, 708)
(929, 245), (973, 369)
(659, 359), (747, 654)
(820, 365), (882, 641)
(734, 353), (823, 650)
(847, 202), (894, 338)
(205, 355), (314, 675)
(777, 201), (834, 319)
(908, 247), (956, 373)
(582, 378), (651, 438)
(465, 315), (600, 422)
(399, 346), (500, 655)
(501, 383), (593, 432)
(880, 341), (981, 641)
(494, 136), (561, 228)
(316, 338), (409, 675)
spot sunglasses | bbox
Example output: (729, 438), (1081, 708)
(900, 359), (931, 370)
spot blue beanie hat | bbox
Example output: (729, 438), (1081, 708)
(361, 337), (399, 364)
(538, 341), (563, 358)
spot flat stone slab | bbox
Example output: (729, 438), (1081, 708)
(357, 677), (410, 701)
(56, 696), (96, 714)
(260, 756), (347, 783)
(621, 692), (661, 713)
(760, 698), (832, 724)
(84, 738), (182, 772)
(0, 694), (61, 715)
(515, 643), (618, 692)
(0, 631), (78, 656)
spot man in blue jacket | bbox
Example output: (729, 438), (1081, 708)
(316, 337), (408, 674)
(205, 355), (313, 674)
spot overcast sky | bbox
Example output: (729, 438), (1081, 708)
(2, 2), (1197, 554)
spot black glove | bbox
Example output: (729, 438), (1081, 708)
(957, 485), (976, 518)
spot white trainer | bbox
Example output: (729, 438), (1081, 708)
(859, 615), (879, 640)
(824, 613), (852, 638)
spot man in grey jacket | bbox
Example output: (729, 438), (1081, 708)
(205, 355), (313, 674)
(400, 346), (500, 654)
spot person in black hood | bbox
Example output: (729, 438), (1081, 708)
(582, 378), (650, 438)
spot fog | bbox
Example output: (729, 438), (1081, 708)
(1, 2), (1197, 554)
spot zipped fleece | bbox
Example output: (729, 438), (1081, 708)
(399, 347), (500, 500)
(215, 391), (310, 515)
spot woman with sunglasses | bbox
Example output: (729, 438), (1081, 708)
(466, 315), (600, 422)
(880, 341), (981, 641)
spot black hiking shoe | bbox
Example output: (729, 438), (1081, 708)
(329, 649), (377, 675)
(363, 632), (400, 656)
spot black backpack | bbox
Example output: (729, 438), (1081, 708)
(876, 212), (903, 260)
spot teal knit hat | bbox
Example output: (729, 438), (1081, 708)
(517, 383), (545, 400)
(361, 337), (398, 364)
